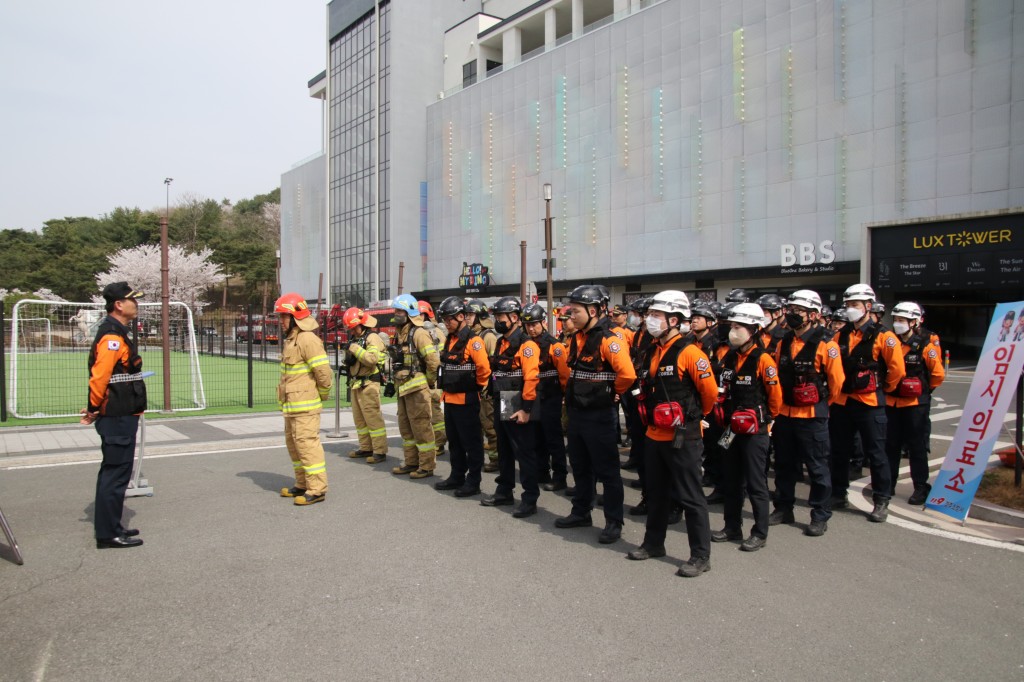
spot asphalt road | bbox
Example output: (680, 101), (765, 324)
(1, 424), (1023, 681)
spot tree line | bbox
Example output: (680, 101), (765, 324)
(0, 189), (281, 306)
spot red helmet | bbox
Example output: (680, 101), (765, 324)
(274, 293), (311, 320)
(418, 300), (435, 320)
(343, 307), (373, 329)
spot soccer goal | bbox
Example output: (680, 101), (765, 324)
(8, 300), (207, 419)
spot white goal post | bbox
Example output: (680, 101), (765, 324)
(8, 299), (207, 419)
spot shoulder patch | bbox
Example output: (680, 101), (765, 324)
(696, 357), (709, 372)
(827, 347), (839, 359)
(608, 341), (621, 354)
(472, 341), (483, 351)
(107, 339), (121, 351)
(885, 336), (897, 348)
(553, 347), (564, 357)
(927, 349), (937, 359)
(523, 346), (534, 358)
(765, 366), (778, 379)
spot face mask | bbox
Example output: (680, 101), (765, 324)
(627, 313), (642, 328)
(728, 327), (751, 348)
(785, 312), (806, 329)
(679, 322), (691, 334)
(645, 315), (666, 338)
(892, 321), (910, 335)
(845, 307), (865, 323)
(495, 321), (511, 334)
(393, 312), (408, 326)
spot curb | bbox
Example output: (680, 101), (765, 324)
(969, 499), (1024, 528)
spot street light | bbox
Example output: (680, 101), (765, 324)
(543, 182), (554, 331)
(160, 178), (172, 411)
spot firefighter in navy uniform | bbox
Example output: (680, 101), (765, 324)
(465, 299), (501, 472)
(343, 307), (389, 463)
(870, 301), (887, 326)
(712, 303), (782, 552)
(81, 282), (147, 549)
(481, 297), (543, 518)
(769, 290), (845, 536)
(389, 294), (441, 479)
(555, 285), (637, 544)
(831, 284), (906, 522)
(757, 293), (788, 355)
(624, 296), (656, 513)
(521, 303), (571, 492)
(434, 297), (492, 497)
(704, 303), (734, 503)
(885, 302), (945, 505)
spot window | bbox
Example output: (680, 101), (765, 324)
(462, 60), (477, 88)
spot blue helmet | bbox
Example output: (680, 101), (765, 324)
(392, 293), (420, 316)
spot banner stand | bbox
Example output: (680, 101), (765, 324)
(326, 346), (348, 439)
(0, 505), (24, 565)
(125, 413), (154, 498)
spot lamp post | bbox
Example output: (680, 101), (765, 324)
(543, 182), (554, 331)
(161, 178), (172, 411)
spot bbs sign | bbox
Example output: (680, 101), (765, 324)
(780, 240), (837, 274)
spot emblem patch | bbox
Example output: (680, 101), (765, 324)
(827, 347), (839, 359)
(885, 337), (897, 348)
(107, 340), (121, 351)
(696, 358), (709, 372)
(609, 342), (621, 354)
(523, 346), (534, 358)
(765, 366), (778, 379)
(472, 341), (483, 351)
(927, 349), (937, 359)
(553, 347), (564, 357)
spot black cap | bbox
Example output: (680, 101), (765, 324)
(102, 281), (144, 302)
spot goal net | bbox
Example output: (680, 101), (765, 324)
(7, 300), (207, 419)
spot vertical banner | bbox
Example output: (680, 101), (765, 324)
(926, 301), (1024, 521)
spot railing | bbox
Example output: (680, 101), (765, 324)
(521, 44), (546, 62)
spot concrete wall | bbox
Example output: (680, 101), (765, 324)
(280, 154), (326, 300)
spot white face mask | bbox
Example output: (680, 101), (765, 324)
(645, 315), (666, 338)
(845, 306), (866, 323)
(728, 327), (751, 348)
(627, 313), (642, 328)
(892, 320), (910, 335)
(679, 322), (691, 334)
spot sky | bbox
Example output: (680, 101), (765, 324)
(0, 1), (327, 231)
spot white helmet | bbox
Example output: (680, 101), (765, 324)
(787, 289), (822, 313)
(891, 301), (923, 321)
(727, 302), (766, 329)
(648, 290), (691, 320)
(843, 283), (876, 303)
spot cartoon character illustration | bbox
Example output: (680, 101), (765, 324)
(998, 310), (1015, 343)
(1013, 308), (1024, 342)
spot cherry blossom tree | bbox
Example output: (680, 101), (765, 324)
(96, 244), (223, 312)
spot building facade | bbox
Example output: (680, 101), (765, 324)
(312, 0), (1024, 355)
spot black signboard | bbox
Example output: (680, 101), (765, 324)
(871, 214), (1023, 291)
(459, 262), (491, 294)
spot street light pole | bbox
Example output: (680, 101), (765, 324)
(161, 178), (172, 411)
(543, 183), (554, 331)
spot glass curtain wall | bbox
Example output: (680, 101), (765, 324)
(328, 1), (391, 308)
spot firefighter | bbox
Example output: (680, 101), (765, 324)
(704, 300), (735, 504)
(434, 296), (491, 497)
(623, 297), (655, 496)
(828, 307), (848, 336)
(420, 300), (448, 457)
(554, 285), (636, 545)
(769, 290), (844, 536)
(886, 302), (945, 505)
(725, 288), (750, 304)
(831, 284), (906, 522)
(521, 303), (570, 492)
(609, 303), (631, 333)
(756, 293), (787, 355)
(388, 293), (440, 479)
(870, 301), (887, 326)
(275, 293), (334, 506)
(689, 302), (718, 353)
(465, 299), (500, 472)
(81, 281), (147, 548)
(481, 296), (542, 518)
(712, 303), (782, 551)
(625, 290), (718, 576)
(343, 307), (389, 464)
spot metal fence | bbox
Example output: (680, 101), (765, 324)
(1, 302), (343, 422)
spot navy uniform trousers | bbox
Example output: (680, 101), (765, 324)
(94, 415), (140, 540)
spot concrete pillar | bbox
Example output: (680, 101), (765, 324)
(629, 0), (642, 11)
(502, 26), (522, 66)
(545, 7), (557, 48)
(572, 0), (584, 37)
(614, 0), (629, 16)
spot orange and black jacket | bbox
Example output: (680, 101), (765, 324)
(490, 328), (540, 412)
(87, 316), (147, 416)
(439, 326), (491, 405)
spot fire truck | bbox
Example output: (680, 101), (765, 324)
(317, 301), (399, 347)
(235, 314), (280, 344)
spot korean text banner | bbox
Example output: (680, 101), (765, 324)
(926, 301), (1024, 521)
